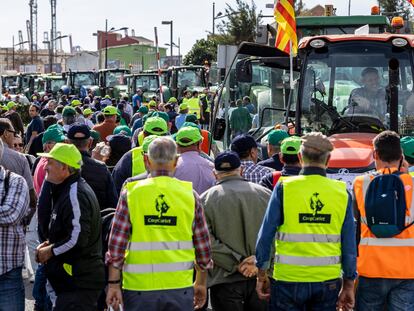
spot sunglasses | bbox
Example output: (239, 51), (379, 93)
(14, 143), (24, 148)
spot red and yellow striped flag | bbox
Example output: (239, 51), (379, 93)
(408, 0), (414, 6)
(274, 0), (298, 55)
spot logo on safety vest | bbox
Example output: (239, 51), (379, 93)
(299, 192), (331, 224)
(144, 194), (177, 226)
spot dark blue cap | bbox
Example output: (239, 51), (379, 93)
(214, 151), (241, 171)
(108, 134), (131, 154)
(230, 134), (257, 154)
(67, 123), (91, 140)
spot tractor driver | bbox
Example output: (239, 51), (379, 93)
(346, 67), (387, 119)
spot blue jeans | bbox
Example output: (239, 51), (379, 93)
(270, 278), (341, 311)
(356, 276), (414, 310)
(0, 267), (25, 311)
(33, 264), (52, 311)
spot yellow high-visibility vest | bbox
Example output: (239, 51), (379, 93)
(123, 176), (195, 291)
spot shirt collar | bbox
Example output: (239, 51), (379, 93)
(150, 170), (174, 177)
(241, 160), (255, 166)
(300, 166), (327, 177)
(216, 175), (243, 184)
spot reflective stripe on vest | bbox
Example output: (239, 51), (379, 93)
(276, 232), (341, 243)
(123, 176), (195, 291)
(124, 261), (194, 274)
(187, 98), (200, 118)
(274, 175), (347, 283)
(131, 147), (145, 176)
(275, 255), (341, 266)
(354, 170), (414, 278)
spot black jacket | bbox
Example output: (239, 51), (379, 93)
(45, 173), (105, 294)
(80, 151), (118, 210)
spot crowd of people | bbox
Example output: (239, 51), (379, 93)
(1, 88), (414, 311)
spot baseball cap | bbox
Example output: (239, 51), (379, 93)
(102, 106), (118, 116)
(143, 117), (168, 135)
(113, 125), (132, 137)
(267, 129), (289, 146)
(148, 100), (157, 108)
(67, 123), (91, 140)
(90, 130), (100, 141)
(62, 106), (76, 117)
(230, 134), (257, 153)
(168, 97), (178, 103)
(176, 126), (203, 147)
(142, 135), (158, 153)
(179, 103), (188, 111)
(71, 99), (81, 107)
(214, 151), (241, 172)
(108, 134), (131, 155)
(181, 121), (199, 129)
(42, 124), (65, 144)
(104, 95), (111, 99)
(301, 132), (333, 153)
(138, 106), (149, 114)
(401, 136), (414, 159)
(152, 111), (169, 123)
(281, 136), (301, 155)
(6, 101), (16, 109)
(38, 143), (83, 169)
(185, 114), (198, 123)
(83, 108), (93, 116)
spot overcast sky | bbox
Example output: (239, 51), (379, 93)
(0, 0), (381, 57)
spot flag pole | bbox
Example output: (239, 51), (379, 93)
(154, 26), (164, 104)
(289, 39), (294, 90)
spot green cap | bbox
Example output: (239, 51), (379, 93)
(104, 95), (111, 99)
(179, 103), (188, 111)
(0, 105), (9, 112)
(181, 121), (199, 129)
(176, 126), (203, 147)
(138, 106), (149, 114)
(401, 136), (414, 159)
(143, 116), (168, 135)
(62, 106), (76, 117)
(90, 130), (100, 141)
(113, 125), (132, 137)
(83, 108), (93, 116)
(7, 101), (16, 109)
(142, 135), (158, 153)
(42, 124), (65, 145)
(71, 99), (81, 107)
(102, 105), (117, 115)
(281, 136), (301, 155)
(185, 114), (198, 123)
(152, 111), (169, 123)
(168, 97), (178, 103)
(148, 100), (157, 108)
(38, 143), (83, 169)
(267, 129), (289, 146)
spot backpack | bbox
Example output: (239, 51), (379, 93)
(100, 208), (116, 257)
(364, 172), (412, 238)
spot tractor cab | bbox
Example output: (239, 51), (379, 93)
(98, 69), (130, 99)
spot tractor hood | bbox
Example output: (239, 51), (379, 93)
(328, 133), (375, 170)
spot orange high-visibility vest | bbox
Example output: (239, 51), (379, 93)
(200, 130), (210, 154)
(354, 168), (414, 279)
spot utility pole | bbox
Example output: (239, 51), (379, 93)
(105, 19), (108, 69)
(213, 2), (216, 35)
(12, 36), (15, 70)
(50, 0), (57, 66)
(162, 21), (173, 58)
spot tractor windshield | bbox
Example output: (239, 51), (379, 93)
(177, 68), (204, 88)
(73, 73), (95, 88)
(300, 41), (414, 136)
(106, 71), (127, 87)
(135, 75), (159, 92)
(3, 77), (18, 88)
(50, 79), (65, 93)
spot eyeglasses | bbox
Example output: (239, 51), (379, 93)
(14, 143), (24, 148)
(5, 129), (18, 137)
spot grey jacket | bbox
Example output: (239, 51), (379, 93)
(200, 175), (271, 287)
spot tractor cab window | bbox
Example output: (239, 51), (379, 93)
(73, 73), (95, 88)
(136, 76), (159, 92)
(50, 79), (65, 93)
(4, 77), (17, 88)
(300, 41), (414, 136)
(106, 71), (126, 87)
(177, 69), (203, 88)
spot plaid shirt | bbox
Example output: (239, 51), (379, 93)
(0, 167), (30, 275)
(106, 170), (213, 270)
(241, 160), (273, 184)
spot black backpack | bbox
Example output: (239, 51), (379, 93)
(100, 208), (116, 257)
(364, 172), (413, 238)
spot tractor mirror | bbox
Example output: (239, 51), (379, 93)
(236, 59), (252, 83)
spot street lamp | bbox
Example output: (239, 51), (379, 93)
(165, 37), (181, 65)
(212, 2), (223, 35)
(161, 21), (173, 58)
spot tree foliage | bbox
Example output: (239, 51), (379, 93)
(217, 0), (260, 44)
(182, 38), (219, 65)
(378, 0), (412, 15)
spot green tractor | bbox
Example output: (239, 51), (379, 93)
(62, 70), (99, 98)
(35, 73), (67, 98)
(1, 74), (19, 94)
(128, 73), (160, 104)
(98, 69), (130, 99)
